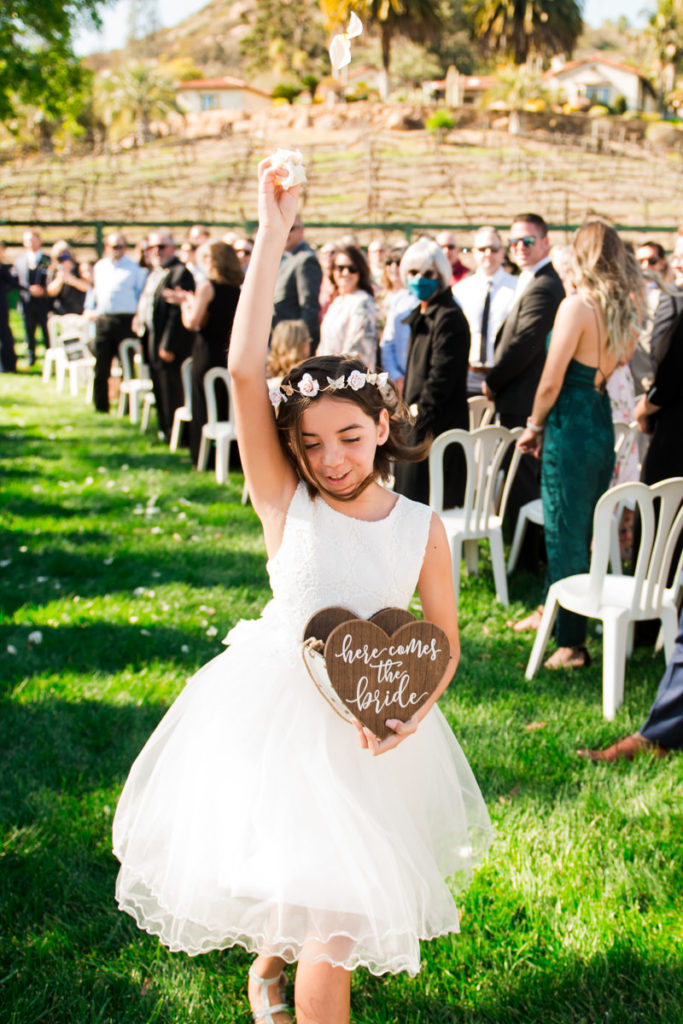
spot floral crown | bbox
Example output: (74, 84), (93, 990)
(269, 369), (389, 409)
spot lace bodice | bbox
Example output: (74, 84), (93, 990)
(265, 482), (432, 637)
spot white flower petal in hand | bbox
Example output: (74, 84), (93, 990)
(270, 148), (306, 190)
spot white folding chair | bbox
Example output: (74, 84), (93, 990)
(197, 367), (238, 484)
(429, 426), (522, 605)
(169, 357), (193, 450)
(44, 314), (92, 395)
(467, 395), (495, 431)
(525, 477), (683, 720)
(117, 338), (153, 424)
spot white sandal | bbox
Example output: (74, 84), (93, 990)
(248, 965), (292, 1024)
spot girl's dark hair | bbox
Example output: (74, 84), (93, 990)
(276, 354), (428, 501)
(336, 244), (374, 298)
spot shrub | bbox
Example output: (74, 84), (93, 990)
(426, 108), (455, 138)
(272, 83), (303, 105)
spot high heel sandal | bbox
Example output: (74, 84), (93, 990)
(248, 965), (292, 1024)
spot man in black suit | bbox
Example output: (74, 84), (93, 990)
(134, 229), (195, 442)
(13, 230), (51, 366)
(0, 242), (18, 372)
(483, 214), (564, 562)
(578, 605), (683, 761)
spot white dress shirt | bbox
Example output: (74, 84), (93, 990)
(93, 256), (148, 316)
(453, 267), (517, 369)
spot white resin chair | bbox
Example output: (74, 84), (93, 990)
(197, 367), (238, 484)
(467, 395), (495, 431)
(169, 357), (193, 451)
(117, 338), (153, 424)
(525, 477), (683, 720)
(44, 314), (94, 396)
(429, 425), (522, 605)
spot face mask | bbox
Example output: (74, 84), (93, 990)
(407, 275), (439, 302)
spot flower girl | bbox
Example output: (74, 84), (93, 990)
(113, 155), (492, 1024)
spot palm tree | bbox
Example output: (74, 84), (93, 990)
(93, 64), (180, 148)
(464, 0), (583, 65)
(321, 0), (444, 96)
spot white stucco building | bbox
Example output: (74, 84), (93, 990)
(176, 76), (271, 115)
(545, 54), (658, 112)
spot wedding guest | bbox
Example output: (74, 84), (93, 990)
(46, 241), (88, 316)
(453, 226), (517, 398)
(436, 230), (470, 285)
(318, 244), (378, 369)
(13, 230), (50, 366)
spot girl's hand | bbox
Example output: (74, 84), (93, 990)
(517, 427), (543, 457)
(355, 717), (418, 756)
(257, 157), (301, 237)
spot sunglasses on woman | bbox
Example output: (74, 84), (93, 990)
(334, 263), (358, 274)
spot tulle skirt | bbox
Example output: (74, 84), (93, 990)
(113, 610), (492, 976)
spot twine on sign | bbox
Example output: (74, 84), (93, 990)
(301, 639), (356, 724)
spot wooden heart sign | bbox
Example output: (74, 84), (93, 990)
(303, 607), (450, 740)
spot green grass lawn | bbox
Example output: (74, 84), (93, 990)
(1, 369), (681, 1024)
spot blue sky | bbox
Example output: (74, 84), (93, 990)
(74, 0), (654, 57)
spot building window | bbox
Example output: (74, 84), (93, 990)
(200, 93), (218, 111)
(585, 85), (610, 105)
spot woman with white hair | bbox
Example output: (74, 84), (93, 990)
(393, 236), (471, 507)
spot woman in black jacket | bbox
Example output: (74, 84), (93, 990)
(393, 237), (470, 507)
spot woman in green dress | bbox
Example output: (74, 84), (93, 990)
(514, 220), (643, 668)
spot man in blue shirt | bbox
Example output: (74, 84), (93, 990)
(92, 232), (148, 412)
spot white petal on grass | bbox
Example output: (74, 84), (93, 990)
(19, 546), (27, 553)
(129, 615), (139, 624)
(7, 645), (17, 655)
(181, 644), (190, 653)
(36, 576), (48, 583)
(0, 559), (11, 567)
(133, 587), (145, 597)
(103, 557), (114, 565)
(84, 476), (94, 486)
(150, 526), (162, 535)
(206, 625), (218, 637)
(27, 631), (43, 645)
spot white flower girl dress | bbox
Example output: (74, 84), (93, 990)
(113, 482), (492, 976)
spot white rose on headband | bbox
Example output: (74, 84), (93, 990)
(270, 148), (306, 189)
(347, 370), (366, 391)
(297, 373), (320, 397)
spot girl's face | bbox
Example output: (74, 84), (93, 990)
(298, 396), (389, 497)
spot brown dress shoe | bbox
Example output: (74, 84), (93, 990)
(577, 732), (669, 763)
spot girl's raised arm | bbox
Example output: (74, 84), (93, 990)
(228, 159), (302, 525)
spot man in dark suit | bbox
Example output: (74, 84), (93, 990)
(578, 605), (683, 761)
(134, 229), (195, 442)
(13, 230), (51, 366)
(272, 216), (322, 350)
(483, 214), (564, 562)
(0, 242), (18, 372)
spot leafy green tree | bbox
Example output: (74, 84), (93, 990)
(463, 0), (583, 65)
(0, 0), (110, 123)
(239, 0), (327, 76)
(321, 0), (444, 84)
(646, 0), (683, 107)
